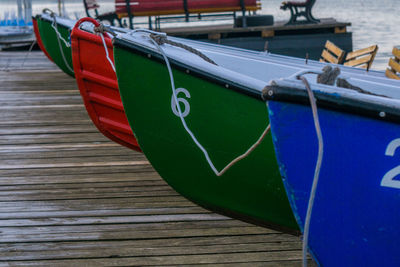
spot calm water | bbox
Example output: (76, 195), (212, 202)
(1, 0), (399, 70)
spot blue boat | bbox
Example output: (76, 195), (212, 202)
(263, 67), (400, 266)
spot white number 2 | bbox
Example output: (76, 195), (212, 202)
(381, 139), (400, 189)
(171, 88), (191, 118)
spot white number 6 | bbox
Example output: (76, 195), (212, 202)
(171, 88), (191, 118)
(381, 138), (400, 189)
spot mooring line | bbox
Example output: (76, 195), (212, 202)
(50, 13), (74, 74)
(298, 75), (324, 267)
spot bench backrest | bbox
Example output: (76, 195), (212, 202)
(83, 0), (100, 10)
(344, 45), (378, 71)
(320, 40), (345, 64)
(115, 0), (260, 17)
(386, 47), (400, 80)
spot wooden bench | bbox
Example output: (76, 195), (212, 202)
(83, 0), (122, 26)
(386, 47), (400, 80)
(320, 40), (378, 71)
(83, 0), (261, 29)
(280, 0), (319, 25)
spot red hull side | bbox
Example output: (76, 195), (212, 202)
(71, 18), (141, 152)
(32, 17), (53, 62)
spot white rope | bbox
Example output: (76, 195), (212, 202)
(99, 33), (116, 72)
(51, 16), (70, 48)
(51, 15), (74, 74)
(299, 76), (324, 267)
(149, 37), (270, 177)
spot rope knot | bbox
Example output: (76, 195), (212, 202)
(94, 24), (105, 34)
(150, 33), (167, 46)
(94, 24), (117, 37)
(317, 65), (341, 85)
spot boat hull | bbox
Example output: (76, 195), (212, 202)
(32, 16), (52, 62)
(113, 42), (299, 232)
(71, 18), (141, 151)
(36, 14), (74, 77)
(268, 100), (400, 266)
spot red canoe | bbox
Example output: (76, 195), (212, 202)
(71, 18), (141, 151)
(32, 16), (53, 62)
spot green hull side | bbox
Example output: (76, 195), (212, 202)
(37, 16), (74, 77)
(114, 46), (299, 232)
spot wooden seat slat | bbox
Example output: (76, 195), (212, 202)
(388, 57), (400, 73)
(320, 49), (341, 64)
(344, 54), (374, 68)
(117, 6), (259, 18)
(345, 45), (378, 61)
(320, 41), (345, 64)
(84, 0), (261, 29)
(392, 47), (400, 60)
(115, 0), (260, 16)
(325, 40), (344, 58)
(386, 69), (400, 80)
(385, 47), (400, 80)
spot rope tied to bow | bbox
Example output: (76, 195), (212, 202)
(93, 23), (116, 72)
(43, 9), (74, 74)
(149, 33), (218, 66)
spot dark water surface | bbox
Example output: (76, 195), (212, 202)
(1, 0), (399, 70)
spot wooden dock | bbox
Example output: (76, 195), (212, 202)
(0, 51), (313, 266)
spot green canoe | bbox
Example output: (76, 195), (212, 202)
(113, 32), (300, 233)
(36, 12), (75, 77)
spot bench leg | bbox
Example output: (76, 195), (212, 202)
(307, 9), (320, 23)
(285, 6), (297, 25)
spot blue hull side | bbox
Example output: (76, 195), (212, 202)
(268, 101), (400, 266)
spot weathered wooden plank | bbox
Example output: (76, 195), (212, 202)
(325, 40), (344, 58)
(0, 213), (229, 227)
(0, 147), (137, 160)
(0, 234), (296, 252)
(0, 197), (193, 212)
(0, 242), (303, 261)
(345, 45), (377, 61)
(0, 226), (269, 243)
(0, 180), (166, 192)
(392, 46), (400, 60)
(320, 49), (339, 64)
(0, 143), (120, 152)
(388, 57), (400, 74)
(0, 251), (307, 266)
(386, 68), (400, 80)
(0, 164), (156, 178)
(0, 172), (161, 186)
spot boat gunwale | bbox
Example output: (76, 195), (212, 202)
(264, 83), (400, 123)
(113, 36), (264, 101)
